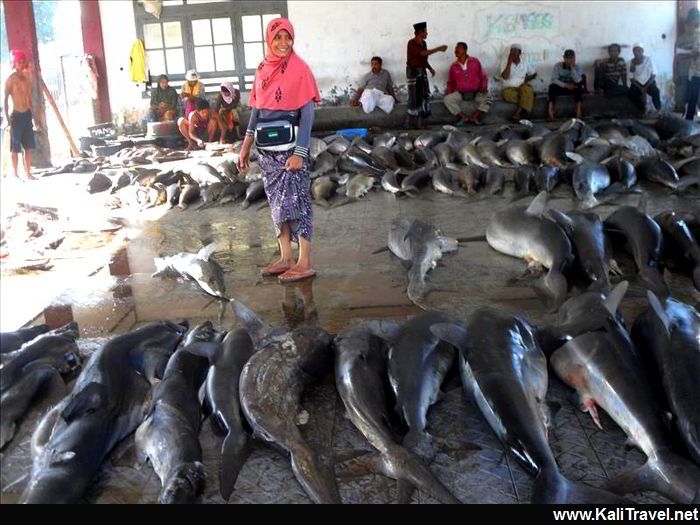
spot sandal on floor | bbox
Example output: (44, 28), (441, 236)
(261, 262), (292, 276)
(278, 268), (317, 283)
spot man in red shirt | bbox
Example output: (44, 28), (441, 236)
(405, 22), (447, 129)
(443, 42), (492, 125)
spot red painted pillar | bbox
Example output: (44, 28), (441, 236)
(3, 0), (51, 167)
(80, 0), (111, 123)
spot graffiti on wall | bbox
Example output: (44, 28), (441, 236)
(476, 3), (560, 41)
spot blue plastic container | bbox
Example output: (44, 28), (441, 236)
(337, 128), (368, 139)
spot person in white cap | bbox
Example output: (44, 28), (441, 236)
(181, 69), (204, 118)
(628, 43), (661, 113)
(501, 43), (537, 120)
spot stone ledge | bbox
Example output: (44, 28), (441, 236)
(238, 93), (643, 133)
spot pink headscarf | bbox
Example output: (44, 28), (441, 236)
(11, 49), (27, 69)
(248, 18), (320, 111)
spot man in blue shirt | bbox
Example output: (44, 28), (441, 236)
(548, 49), (586, 120)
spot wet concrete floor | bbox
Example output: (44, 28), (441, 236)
(1, 152), (699, 504)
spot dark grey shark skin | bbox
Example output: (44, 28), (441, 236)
(432, 142), (455, 167)
(188, 327), (256, 500)
(1, 322), (80, 391)
(636, 159), (680, 189)
(537, 132), (574, 167)
(613, 119), (661, 147)
(370, 146), (399, 170)
(338, 147), (385, 177)
(534, 166), (560, 193)
(378, 311), (456, 503)
(632, 292), (700, 465)
(385, 311), (454, 454)
(177, 183), (200, 210)
(334, 322), (461, 504)
(486, 192), (573, 310)
(536, 281), (632, 359)
(504, 138), (537, 166)
(547, 209), (611, 292)
(431, 308), (627, 503)
(400, 167), (431, 191)
(0, 360), (77, 450)
(217, 180), (248, 206)
(0, 324), (50, 354)
(135, 322), (214, 504)
(604, 198), (668, 297)
(606, 156), (637, 188)
(414, 131), (446, 149)
(570, 161), (610, 209)
(21, 321), (187, 504)
(413, 146), (440, 169)
(310, 150), (338, 178)
(654, 114), (700, 140)
(386, 217), (458, 307)
(372, 132), (396, 149)
(456, 142), (489, 168)
(654, 211), (700, 292)
(391, 144), (419, 170)
(550, 329), (700, 503)
(475, 138), (511, 168)
(232, 299), (340, 504)
(312, 176), (338, 208)
(241, 179), (265, 209)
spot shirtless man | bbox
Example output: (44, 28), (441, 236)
(3, 49), (38, 180)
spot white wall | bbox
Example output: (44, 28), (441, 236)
(99, 0), (147, 126)
(99, 0), (679, 123)
(288, 0), (678, 102)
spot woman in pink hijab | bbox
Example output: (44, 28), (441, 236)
(238, 18), (320, 283)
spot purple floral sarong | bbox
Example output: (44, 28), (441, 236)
(258, 149), (313, 242)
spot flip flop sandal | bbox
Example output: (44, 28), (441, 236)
(261, 263), (292, 276)
(278, 268), (317, 283)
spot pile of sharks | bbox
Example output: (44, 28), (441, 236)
(1, 283), (698, 504)
(72, 113), (699, 215)
(372, 189), (698, 312)
(308, 113), (699, 210)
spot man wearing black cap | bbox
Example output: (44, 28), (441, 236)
(406, 22), (447, 129)
(548, 49), (585, 119)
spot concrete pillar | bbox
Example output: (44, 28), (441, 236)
(80, 0), (112, 124)
(3, 0), (51, 167)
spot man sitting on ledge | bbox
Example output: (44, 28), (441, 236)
(594, 43), (628, 97)
(444, 42), (492, 125)
(628, 43), (661, 115)
(500, 43), (537, 121)
(350, 56), (399, 114)
(548, 49), (587, 120)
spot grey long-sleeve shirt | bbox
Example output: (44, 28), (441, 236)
(550, 62), (582, 87)
(246, 100), (315, 159)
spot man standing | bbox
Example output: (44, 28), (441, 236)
(679, 9), (700, 120)
(350, 56), (399, 114)
(548, 49), (585, 120)
(500, 43), (537, 121)
(444, 42), (492, 125)
(628, 43), (661, 114)
(594, 43), (628, 97)
(3, 49), (37, 181)
(406, 22), (447, 129)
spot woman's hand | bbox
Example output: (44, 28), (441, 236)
(285, 154), (303, 171)
(237, 135), (254, 172)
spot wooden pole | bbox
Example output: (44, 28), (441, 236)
(37, 72), (81, 158)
